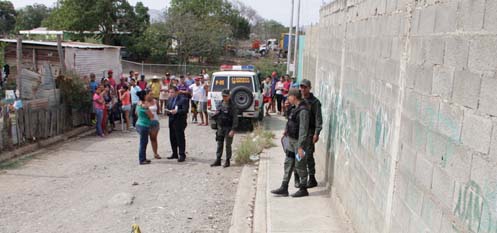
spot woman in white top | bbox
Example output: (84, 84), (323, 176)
(199, 78), (209, 126)
(159, 77), (169, 115)
(275, 76), (285, 115)
(201, 69), (210, 83)
(146, 94), (161, 159)
(190, 77), (207, 125)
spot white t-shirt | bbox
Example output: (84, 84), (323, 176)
(275, 81), (284, 95)
(159, 83), (169, 100)
(190, 83), (205, 102)
(200, 83), (208, 102)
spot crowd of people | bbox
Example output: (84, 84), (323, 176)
(262, 72), (299, 117)
(89, 68), (323, 198)
(89, 69), (210, 165)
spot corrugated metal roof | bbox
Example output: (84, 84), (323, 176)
(0, 39), (120, 49)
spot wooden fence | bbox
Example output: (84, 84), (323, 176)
(0, 102), (90, 152)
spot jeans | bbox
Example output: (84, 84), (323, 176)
(136, 125), (150, 162)
(95, 109), (103, 136)
(131, 103), (138, 127)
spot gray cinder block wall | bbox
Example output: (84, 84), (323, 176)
(303, 0), (497, 232)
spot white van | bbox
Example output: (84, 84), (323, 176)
(207, 65), (263, 130)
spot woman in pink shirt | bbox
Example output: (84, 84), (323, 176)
(93, 86), (105, 137)
(119, 85), (131, 131)
(282, 75), (292, 115)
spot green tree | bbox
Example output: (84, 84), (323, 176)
(166, 0), (252, 62)
(230, 14), (250, 40)
(133, 2), (150, 33)
(43, 0), (146, 44)
(0, 1), (16, 36)
(169, 0), (250, 40)
(43, 0), (100, 32)
(15, 4), (51, 31)
(252, 20), (287, 40)
(165, 10), (231, 64)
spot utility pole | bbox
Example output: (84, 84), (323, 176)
(16, 35), (22, 99)
(293, 0), (301, 78)
(56, 35), (66, 74)
(286, 0), (294, 75)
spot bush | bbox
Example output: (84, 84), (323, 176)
(254, 57), (287, 78)
(55, 71), (92, 112)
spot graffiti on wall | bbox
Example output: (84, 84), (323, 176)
(317, 79), (393, 159)
(414, 101), (459, 168)
(454, 180), (497, 233)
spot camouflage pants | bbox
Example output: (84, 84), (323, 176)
(294, 139), (316, 177)
(216, 127), (234, 160)
(282, 150), (308, 188)
(306, 151), (316, 176)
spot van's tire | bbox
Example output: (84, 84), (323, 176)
(231, 87), (253, 111)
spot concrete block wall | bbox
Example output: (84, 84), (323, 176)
(303, 0), (497, 232)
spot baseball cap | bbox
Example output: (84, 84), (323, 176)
(300, 79), (311, 88)
(222, 89), (230, 96)
(108, 70), (113, 74)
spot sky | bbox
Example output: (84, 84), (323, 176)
(13, 0), (329, 26)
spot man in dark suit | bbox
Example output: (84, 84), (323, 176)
(165, 86), (189, 162)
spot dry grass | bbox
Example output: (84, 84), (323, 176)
(235, 126), (276, 165)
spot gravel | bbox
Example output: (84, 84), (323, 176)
(0, 117), (243, 233)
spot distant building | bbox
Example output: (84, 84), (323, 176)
(0, 39), (122, 79)
(18, 27), (131, 43)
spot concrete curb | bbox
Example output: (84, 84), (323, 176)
(0, 126), (94, 164)
(253, 150), (269, 233)
(229, 164), (258, 233)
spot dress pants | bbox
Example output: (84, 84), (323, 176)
(169, 121), (186, 159)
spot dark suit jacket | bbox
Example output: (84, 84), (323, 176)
(166, 95), (188, 127)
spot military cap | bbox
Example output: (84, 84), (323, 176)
(222, 89), (230, 96)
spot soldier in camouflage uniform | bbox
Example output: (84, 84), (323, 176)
(271, 88), (310, 198)
(294, 79), (323, 188)
(210, 89), (239, 168)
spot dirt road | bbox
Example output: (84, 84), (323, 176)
(0, 117), (242, 233)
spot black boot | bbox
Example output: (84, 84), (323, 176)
(294, 173), (300, 188)
(210, 159), (222, 167)
(291, 187), (309, 198)
(223, 160), (230, 168)
(307, 175), (318, 188)
(270, 182), (289, 196)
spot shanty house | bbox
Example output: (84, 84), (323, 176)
(1, 39), (122, 79)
